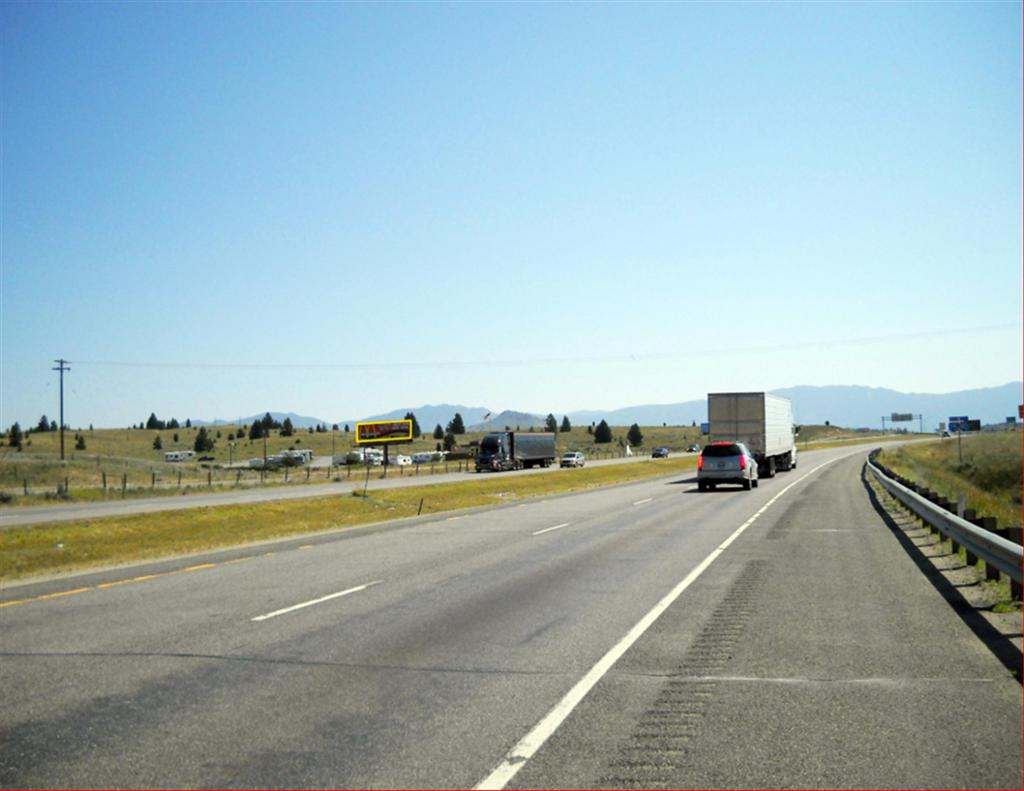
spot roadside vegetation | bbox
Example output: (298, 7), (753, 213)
(1, 457), (697, 581)
(0, 419), (909, 507)
(876, 431), (1022, 528)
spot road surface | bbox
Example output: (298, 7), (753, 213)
(1, 445), (1019, 788)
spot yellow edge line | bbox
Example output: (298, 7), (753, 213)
(1, 541), (308, 609)
(38, 587), (91, 600)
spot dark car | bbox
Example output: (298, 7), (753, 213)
(686, 444), (701, 453)
(652, 447), (669, 458)
(697, 442), (758, 491)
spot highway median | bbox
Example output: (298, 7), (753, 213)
(1, 458), (696, 583)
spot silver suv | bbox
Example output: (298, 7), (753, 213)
(560, 451), (585, 468)
(697, 442), (758, 491)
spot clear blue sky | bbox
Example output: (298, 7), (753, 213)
(2, 1), (1021, 428)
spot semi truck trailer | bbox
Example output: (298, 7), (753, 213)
(707, 392), (797, 478)
(475, 431), (556, 472)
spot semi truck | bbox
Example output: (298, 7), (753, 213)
(707, 392), (797, 478)
(475, 431), (556, 472)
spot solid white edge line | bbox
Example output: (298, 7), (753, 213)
(475, 453), (855, 790)
(251, 580), (383, 622)
(632, 498), (653, 506)
(532, 523), (571, 536)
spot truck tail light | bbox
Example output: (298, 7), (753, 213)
(697, 455), (703, 471)
(739, 455), (746, 470)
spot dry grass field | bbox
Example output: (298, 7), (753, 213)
(876, 431), (1022, 528)
(0, 421), (896, 506)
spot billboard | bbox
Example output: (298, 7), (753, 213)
(355, 419), (414, 445)
(890, 413), (914, 422)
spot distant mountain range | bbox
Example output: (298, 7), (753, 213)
(196, 383), (1021, 432)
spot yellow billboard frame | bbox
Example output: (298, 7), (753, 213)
(355, 419), (414, 445)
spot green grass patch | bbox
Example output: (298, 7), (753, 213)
(877, 432), (1022, 528)
(0, 458), (697, 582)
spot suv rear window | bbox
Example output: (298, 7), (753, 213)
(702, 444), (741, 457)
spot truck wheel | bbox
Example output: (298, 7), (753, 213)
(698, 481), (707, 492)
(767, 458), (776, 478)
(742, 478), (751, 490)
(752, 478), (759, 488)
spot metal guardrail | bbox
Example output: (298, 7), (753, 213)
(866, 454), (1022, 584)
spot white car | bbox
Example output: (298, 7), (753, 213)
(560, 451), (585, 468)
(697, 442), (759, 491)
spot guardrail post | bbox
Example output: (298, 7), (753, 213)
(977, 517), (1001, 582)
(1008, 527), (1023, 600)
(935, 497), (958, 553)
(962, 509), (979, 566)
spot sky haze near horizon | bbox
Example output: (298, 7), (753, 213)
(2, 1), (1021, 428)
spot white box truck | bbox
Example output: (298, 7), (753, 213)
(707, 392), (797, 477)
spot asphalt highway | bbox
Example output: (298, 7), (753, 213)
(1, 445), (1020, 788)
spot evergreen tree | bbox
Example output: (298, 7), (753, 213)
(404, 412), (421, 438)
(9, 422), (23, 450)
(50, 420), (58, 432)
(168, 418), (180, 429)
(194, 426), (215, 453)
(37, 415), (50, 432)
(75, 435), (86, 450)
(249, 421), (264, 441)
(344, 424), (350, 432)
(332, 424), (339, 431)
(146, 413), (161, 430)
(443, 432), (457, 452)
(447, 413), (466, 434)
(627, 423), (644, 447)
(185, 418), (192, 428)
(545, 414), (558, 433)
(560, 416), (571, 433)
(236, 426), (247, 439)
(594, 419), (613, 443)
(153, 435), (163, 450)
(433, 424), (444, 440)
(280, 417), (295, 437)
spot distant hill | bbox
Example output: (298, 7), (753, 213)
(194, 383), (1021, 434)
(773, 383), (1022, 429)
(198, 411), (328, 428)
(352, 404), (491, 434)
(567, 382), (1022, 430)
(468, 410), (547, 432)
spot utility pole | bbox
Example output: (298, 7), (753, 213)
(52, 359), (70, 460)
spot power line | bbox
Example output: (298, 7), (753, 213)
(66, 323), (1018, 371)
